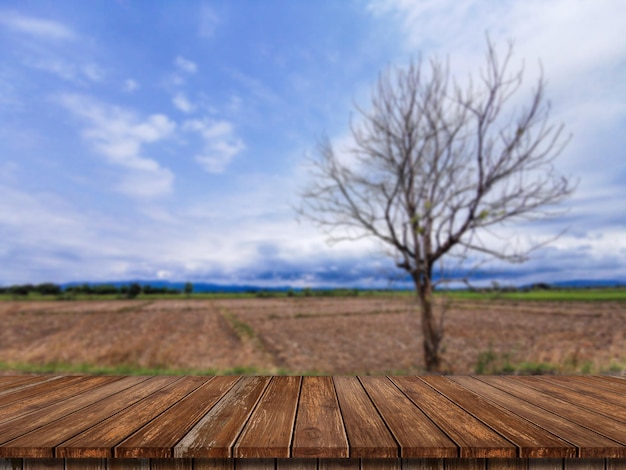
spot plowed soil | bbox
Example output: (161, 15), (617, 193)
(1, 297), (624, 374)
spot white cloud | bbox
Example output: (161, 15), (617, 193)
(230, 69), (279, 104)
(183, 118), (245, 173)
(25, 57), (103, 83)
(123, 79), (139, 92)
(57, 94), (176, 197)
(172, 92), (195, 113)
(0, 11), (76, 40)
(199, 4), (219, 38)
(175, 56), (198, 74)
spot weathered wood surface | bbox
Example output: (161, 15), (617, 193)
(0, 376), (624, 462)
(0, 458), (625, 469)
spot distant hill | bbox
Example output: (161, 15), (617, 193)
(57, 278), (626, 292)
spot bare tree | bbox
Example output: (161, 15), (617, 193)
(298, 39), (575, 372)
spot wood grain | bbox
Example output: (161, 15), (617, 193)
(115, 376), (239, 458)
(450, 376), (626, 458)
(479, 377), (626, 447)
(1, 377), (177, 458)
(420, 376), (575, 458)
(333, 376), (398, 458)
(174, 376), (270, 458)
(57, 376), (208, 458)
(0, 376), (119, 425)
(234, 376), (301, 458)
(0, 376), (145, 450)
(359, 377), (457, 458)
(292, 376), (348, 459)
(391, 377), (515, 459)
(0, 375), (622, 466)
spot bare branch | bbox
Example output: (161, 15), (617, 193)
(297, 38), (575, 371)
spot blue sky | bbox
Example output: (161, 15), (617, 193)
(1, 0), (625, 288)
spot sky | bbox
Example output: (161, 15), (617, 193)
(1, 0), (625, 288)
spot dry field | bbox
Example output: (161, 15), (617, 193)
(1, 297), (625, 374)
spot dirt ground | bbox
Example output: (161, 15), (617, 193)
(0, 297), (624, 374)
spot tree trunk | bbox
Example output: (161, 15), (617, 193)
(413, 273), (441, 372)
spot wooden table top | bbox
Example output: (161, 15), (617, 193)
(0, 375), (624, 460)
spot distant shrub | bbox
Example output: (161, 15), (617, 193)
(127, 283), (142, 299)
(34, 283), (61, 296)
(256, 290), (277, 298)
(184, 282), (193, 295)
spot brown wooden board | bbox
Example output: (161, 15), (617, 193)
(115, 376), (239, 458)
(513, 376), (626, 422)
(538, 376), (626, 408)
(0, 376), (119, 424)
(359, 376), (457, 458)
(420, 376), (575, 458)
(0, 375), (624, 463)
(1, 376), (178, 458)
(57, 376), (208, 458)
(234, 376), (301, 458)
(391, 377), (516, 459)
(174, 376), (271, 458)
(0, 377), (59, 396)
(0, 377), (83, 409)
(478, 376), (626, 446)
(292, 376), (348, 459)
(450, 377), (626, 458)
(0, 376), (144, 450)
(333, 376), (398, 459)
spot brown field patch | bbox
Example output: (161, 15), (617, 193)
(0, 297), (624, 374)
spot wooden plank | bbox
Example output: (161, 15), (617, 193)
(0, 377), (83, 408)
(107, 458), (150, 469)
(514, 376), (626, 421)
(528, 458), (563, 469)
(563, 459), (605, 469)
(150, 458), (193, 470)
(115, 376), (240, 458)
(236, 459), (276, 469)
(361, 458), (401, 469)
(317, 459), (359, 469)
(0, 377), (27, 389)
(57, 376), (208, 458)
(449, 377), (625, 458)
(193, 458), (234, 469)
(359, 377), (457, 458)
(2, 376), (177, 458)
(0, 457), (22, 470)
(601, 376), (626, 385)
(333, 376), (398, 458)
(64, 458), (106, 469)
(175, 376), (271, 458)
(485, 459), (526, 469)
(401, 459), (444, 469)
(538, 377), (626, 408)
(421, 376), (575, 458)
(21, 459), (62, 470)
(291, 376), (348, 459)
(234, 376), (301, 458)
(276, 458), (316, 469)
(0, 377), (59, 396)
(583, 376), (626, 393)
(479, 377), (626, 446)
(391, 377), (515, 459)
(0, 376), (145, 449)
(607, 458), (626, 470)
(0, 376), (119, 424)
(443, 459), (485, 470)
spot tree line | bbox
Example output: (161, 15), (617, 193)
(0, 282), (194, 298)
